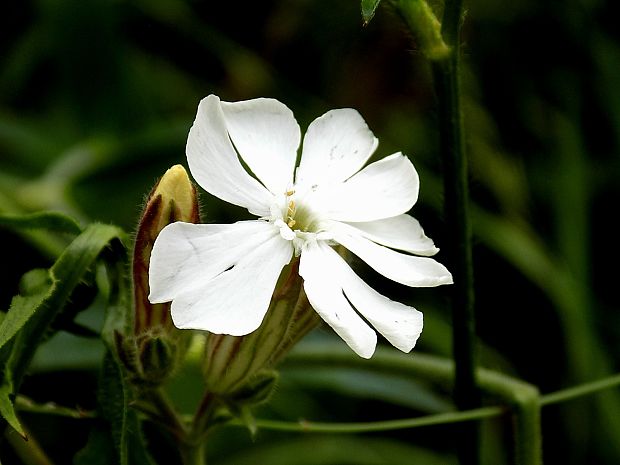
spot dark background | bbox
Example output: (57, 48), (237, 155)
(1, 0), (619, 463)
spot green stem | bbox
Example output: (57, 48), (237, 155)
(144, 389), (210, 464)
(513, 396), (542, 465)
(233, 406), (504, 433)
(190, 391), (217, 441)
(434, 4), (476, 404)
(541, 373), (620, 406)
(179, 441), (207, 465)
(235, 369), (620, 436)
(430, 0), (478, 462)
(441, 0), (463, 45)
(4, 425), (54, 465)
(141, 388), (188, 441)
(15, 395), (96, 419)
(286, 345), (541, 464)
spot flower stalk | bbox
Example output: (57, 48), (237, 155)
(391, 0), (450, 60)
(425, 0), (480, 463)
(179, 441), (207, 465)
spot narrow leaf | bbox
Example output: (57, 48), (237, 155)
(98, 351), (156, 465)
(0, 224), (124, 358)
(0, 211), (82, 235)
(99, 352), (129, 465)
(361, 0), (382, 25)
(0, 223), (125, 430)
(0, 269), (55, 351)
(0, 383), (26, 438)
(73, 426), (116, 465)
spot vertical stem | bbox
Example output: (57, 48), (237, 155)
(431, 0), (479, 463)
(179, 441), (207, 465)
(191, 392), (217, 439)
(513, 398), (543, 465)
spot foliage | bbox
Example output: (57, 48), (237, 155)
(1, 0), (619, 464)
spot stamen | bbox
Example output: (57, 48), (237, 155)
(286, 200), (296, 228)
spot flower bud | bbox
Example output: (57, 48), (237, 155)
(133, 165), (200, 335)
(138, 334), (176, 381)
(118, 165), (200, 385)
(202, 259), (321, 395)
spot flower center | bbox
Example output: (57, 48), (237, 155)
(269, 187), (330, 255)
(283, 190), (320, 233)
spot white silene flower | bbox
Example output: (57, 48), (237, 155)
(149, 95), (453, 359)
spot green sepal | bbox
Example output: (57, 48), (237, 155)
(361, 0), (382, 25)
(239, 405), (259, 438)
(137, 336), (176, 385)
(224, 370), (279, 438)
(230, 370), (279, 407)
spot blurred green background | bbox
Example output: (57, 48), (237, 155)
(1, 0), (619, 464)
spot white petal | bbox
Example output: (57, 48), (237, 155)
(296, 109), (378, 187)
(339, 215), (439, 256)
(299, 241), (377, 358)
(331, 227), (453, 287)
(186, 95), (273, 216)
(170, 233), (293, 335)
(221, 98), (300, 195)
(320, 243), (423, 353)
(149, 221), (278, 303)
(324, 153), (420, 222)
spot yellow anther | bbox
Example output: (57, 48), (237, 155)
(286, 189), (295, 196)
(286, 200), (296, 229)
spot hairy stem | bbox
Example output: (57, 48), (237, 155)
(429, 0), (478, 462)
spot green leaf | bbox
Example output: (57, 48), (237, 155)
(0, 223), (126, 432)
(0, 269), (54, 351)
(361, 0), (382, 25)
(0, 211), (82, 235)
(0, 383), (26, 438)
(97, 351), (156, 465)
(100, 351), (130, 464)
(74, 426), (116, 465)
(0, 224), (124, 354)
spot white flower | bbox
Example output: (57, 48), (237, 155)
(148, 95), (452, 359)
